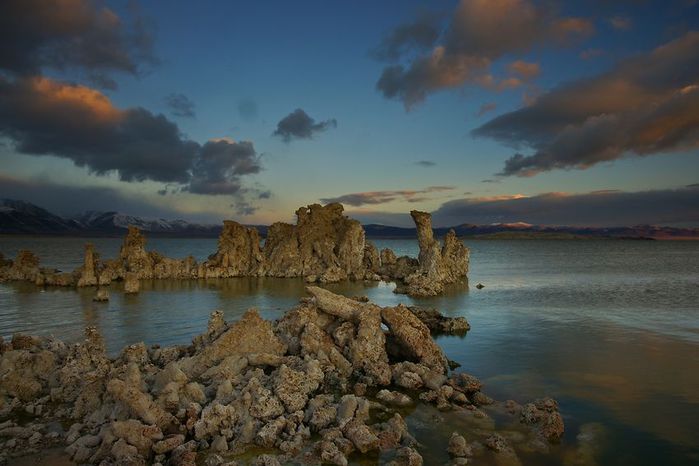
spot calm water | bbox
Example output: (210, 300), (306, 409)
(1, 237), (698, 465)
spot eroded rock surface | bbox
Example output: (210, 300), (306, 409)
(0, 288), (565, 466)
(401, 211), (469, 297)
(264, 203), (368, 282)
(201, 220), (264, 278)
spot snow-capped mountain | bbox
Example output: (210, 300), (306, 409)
(0, 199), (82, 234)
(0, 199), (221, 236)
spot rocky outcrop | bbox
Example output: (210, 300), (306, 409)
(119, 226), (154, 278)
(200, 220), (264, 278)
(401, 211), (469, 296)
(77, 243), (99, 287)
(2, 203), (469, 296)
(5, 250), (40, 281)
(264, 203), (368, 282)
(0, 288), (565, 465)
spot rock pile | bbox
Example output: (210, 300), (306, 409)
(0, 288), (564, 466)
(0, 203), (470, 296)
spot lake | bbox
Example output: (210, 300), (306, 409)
(1, 237), (698, 465)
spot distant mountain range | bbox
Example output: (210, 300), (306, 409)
(0, 199), (224, 237)
(363, 222), (699, 240)
(1, 199), (698, 239)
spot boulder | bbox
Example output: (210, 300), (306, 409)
(407, 306), (470, 334)
(381, 305), (448, 373)
(93, 288), (110, 302)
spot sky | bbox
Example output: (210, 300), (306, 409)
(1, 0), (698, 227)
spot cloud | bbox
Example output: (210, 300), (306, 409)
(609, 16), (633, 30)
(0, 76), (266, 204)
(579, 48), (604, 60)
(507, 60), (540, 79)
(415, 160), (436, 167)
(0, 0), (156, 85)
(477, 102), (497, 117)
(375, 0), (593, 108)
(431, 186), (699, 227)
(273, 108), (337, 142)
(473, 31), (699, 176)
(0, 76), (196, 183)
(165, 93), (196, 118)
(346, 210), (413, 227)
(237, 98), (258, 121)
(320, 186), (454, 207)
(187, 138), (261, 195)
(372, 11), (443, 61)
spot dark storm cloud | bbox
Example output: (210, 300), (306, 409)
(415, 160), (437, 167)
(231, 200), (258, 216)
(165, 93), (196, 118)
(431, 186), (699, 227)
(321, 186), (455, 207)
(472, 31), (699, 176)
(372, 11), (443, 61)
(0, 0), (156, 82)
(376, 0), (593, 108)
(0, 76), (264, 197)
(187, 139), (261, 195)
(273, 109), (337, 142)
(0, 76), (197, 183)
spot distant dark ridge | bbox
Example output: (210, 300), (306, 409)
(1, 199), (698, 239)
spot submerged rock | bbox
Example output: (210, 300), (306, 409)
(124, 271), (140, 294)
(408, 306), (471, 335)
(93, 288), (110, 302)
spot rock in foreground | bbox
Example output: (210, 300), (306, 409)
(0, 288), (564, 466)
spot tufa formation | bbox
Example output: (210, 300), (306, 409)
(0, 204), (470, 297)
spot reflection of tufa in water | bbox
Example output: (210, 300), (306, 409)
(0, 204), (470, 297)
(0, 287), (567, 466)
